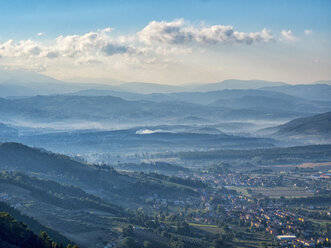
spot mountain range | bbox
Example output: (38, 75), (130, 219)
(0, 69), (330, 148)
(0, 79), (289, 97)
(0, 68), (289, 95)
(0, 93), (328, 128)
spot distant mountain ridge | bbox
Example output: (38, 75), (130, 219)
(0, 78), (288, 96)
(69, 88), (306, 105)
(0, 68), (60, 84)
(262, 84), (331, 102)
(1, 68), (331, 97)
(0, 68), (290, 96)
(0, 93), (326, 126)
(191, 79), (287, 92)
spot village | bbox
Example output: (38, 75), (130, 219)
(142, 164), (331, 247)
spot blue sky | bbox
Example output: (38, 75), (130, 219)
(0, 0), (330, 84)
(1, 0), (330, 39)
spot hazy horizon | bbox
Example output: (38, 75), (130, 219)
(0, 67), (330, 86)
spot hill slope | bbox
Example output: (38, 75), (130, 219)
(274, 111), (331, 137)
(0, 201), (72, 246)
(0, 143), (199, 206)
(0, 211), (74, 248)
(263, 84), (331, 102)
(1, 92), (327, 127)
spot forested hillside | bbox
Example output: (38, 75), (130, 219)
(0, 212), (77, 248)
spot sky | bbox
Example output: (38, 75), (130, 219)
(0, 0), (330, 85)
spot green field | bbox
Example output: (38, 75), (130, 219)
(228, 186), (313, 198)
(251, 186), (313, 198)
(189, 223), (220, 234)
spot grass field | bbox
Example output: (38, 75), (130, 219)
(189, 223), (221, 234)
(270, 161), (331, 168)
(226, 186), (251, 196)
(227, 186), (313, 198)
(251, 186), (313, 198)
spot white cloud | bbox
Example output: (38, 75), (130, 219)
(280, 30), (297, 42)
(2, 20), (306, 84)
(138, 19), (193, 44)
(0, 28), (132, 60)
(53, 28), (132, 58)
(37, 32), (44, 37)
(197, 26), (273, 44)
(138, 19), (274, 45)
(304, 29), (312, 35)
(154, 46), (192, 56)
(0, 20), (277, 68)
(0, 39), (43, 57)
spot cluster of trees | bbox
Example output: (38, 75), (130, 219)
(142, 172), (207, 188)
(205, 163), (232, 174)
(123, 208), (236, 248)
(177, 144), (331, 164)
(126, 210), (160, 230)
(0, 212), (77, 248)
(127, 172), (200, 199)
(115, 162), (189, 174)
(0, 142), (207, 209)
(0, 202), (71, 245)
(286, 195), (331, 206)
(295, 208), (331, 221)
(119, 224), (167, 248)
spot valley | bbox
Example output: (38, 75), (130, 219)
(0, 78), (330, 248)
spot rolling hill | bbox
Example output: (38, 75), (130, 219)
(0, 201), (73, 246)
(0, 142), (205, 246)
(0, 142), (200, 206)
(0, 91), (328, 127)
(0, 123), (18, 139)
(15, 128), (275, 155)
(273, 111), (331, 137)
(0, 211), (69, 248)
(262, 84), (331, 102)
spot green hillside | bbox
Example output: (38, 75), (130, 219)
(0, 212), (77, 248)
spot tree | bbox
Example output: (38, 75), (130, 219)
(39, 231), (54, 247)
(143, 240), (153, 248)
(170, 239), (185, 248)
(122, 225), (134, 237)
(121, 237), (138, 248)
(212, 239), (226, 248)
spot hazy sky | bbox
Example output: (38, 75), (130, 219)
(0, 0), (330, 84)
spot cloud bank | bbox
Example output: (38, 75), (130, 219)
(0, 19), (319, 85)
(0, 28), (132, 60)
(138, 19), (274, 45)
(0, 20), (276, 63)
